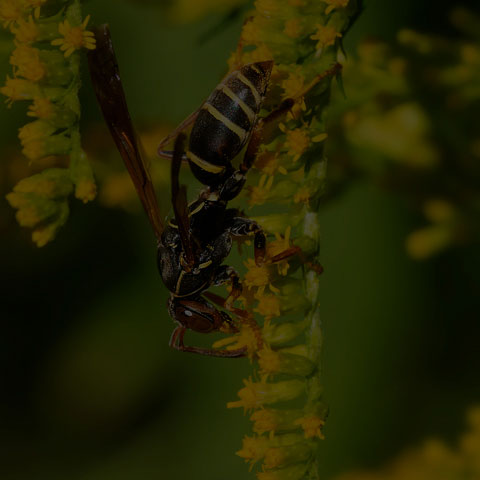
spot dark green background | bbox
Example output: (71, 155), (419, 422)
(1, 1), (479, 479)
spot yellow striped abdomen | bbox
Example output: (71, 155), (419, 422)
(188, 61), (273, 187)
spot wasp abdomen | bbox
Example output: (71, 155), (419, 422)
(188, 61), (273, 187)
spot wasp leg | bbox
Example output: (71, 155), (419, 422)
(225, 215), (266, 266)
(156, 150), (189, 163)
(228, 16), (255, 71)
(269, 245), (324, 275)
(296, 62), (342, 100)
(202, 291), (263, 352)
(218, 170), (247, 202)
(169, 325), (247, 357)
(212, 265), (242, 309)
(203, 291), (251, 320)
(169, 325), (185, 350)
(239, 99), (296, 174)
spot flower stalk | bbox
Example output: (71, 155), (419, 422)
(221, 1), (362, 478)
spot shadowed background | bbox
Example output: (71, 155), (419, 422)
(1, 1), (479, 479)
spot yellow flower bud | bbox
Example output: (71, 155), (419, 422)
(228, 377), (305, 410)
(264, 440), (314, 469)
(10, 45), (46, 82)
(294, 415), (325, 439)
(13, 168), (73, 199)
(251, 408), (304, 435)
(262, 319), (309, 347)
(259, 347), (315, 377)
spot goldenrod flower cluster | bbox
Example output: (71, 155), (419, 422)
(1, 0), (96, 246)
(214, 1), (361, 478)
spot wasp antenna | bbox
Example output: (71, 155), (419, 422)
(171, 134), (196, 269)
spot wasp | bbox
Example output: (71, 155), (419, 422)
(87, 25), (282, 357)
(88, 24), (334, 356)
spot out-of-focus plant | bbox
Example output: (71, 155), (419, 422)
(333, 406), (480, 480)
(325, 7), (480, 260)
(1, 0), (95, 246)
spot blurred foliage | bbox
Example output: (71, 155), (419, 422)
(0, 1), (479, 480)
(326, 8), (480, 260)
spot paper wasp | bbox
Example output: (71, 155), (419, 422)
(88, 24), (336, 356)
(87, 25), (282, 357)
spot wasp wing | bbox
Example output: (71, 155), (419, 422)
(157, 109), (199, 161)
(87, 24), (164, 241)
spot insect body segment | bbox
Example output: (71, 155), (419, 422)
(160, 61), (274, 189)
